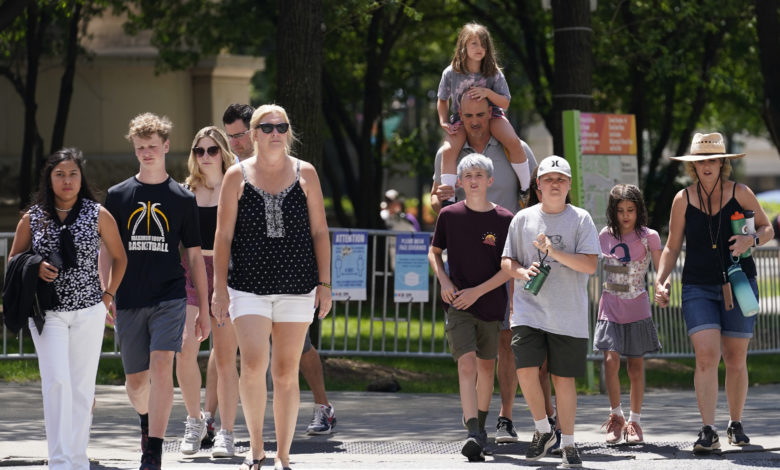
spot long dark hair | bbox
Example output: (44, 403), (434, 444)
(606, 184), (648, 240)
(31, 148), (96, 217)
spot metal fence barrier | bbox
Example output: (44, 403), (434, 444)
(2, 229), (779, 361)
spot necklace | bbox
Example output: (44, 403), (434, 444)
(696, 176), (722, 250)
(55, 206), (73, 212)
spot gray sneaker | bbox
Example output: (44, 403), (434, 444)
(180, 413), (207, 455)
(561, 445), (582, 468)
(211, 429), (235, 458)
(525, 430), (555, 461)
(495, 416), (519, 443)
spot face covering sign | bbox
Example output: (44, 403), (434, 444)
(394, 233), (430, 303)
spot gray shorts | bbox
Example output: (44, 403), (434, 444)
(116, 298), (187, 374)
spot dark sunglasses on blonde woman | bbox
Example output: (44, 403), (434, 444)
(256, 122), (289, 134)
(193, 146), (220, 157)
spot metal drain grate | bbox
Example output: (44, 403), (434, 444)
(162, 440), (698, 456)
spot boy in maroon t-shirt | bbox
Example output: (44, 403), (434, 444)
(428, 153), (514, 461)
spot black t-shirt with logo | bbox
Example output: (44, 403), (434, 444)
(105, 176), (201, 309)
(431, 201), (513, 322)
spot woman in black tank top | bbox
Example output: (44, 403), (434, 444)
(212, 105), (332, 470)
(654, 133), (774, 453)
(176, 126), (239, 456)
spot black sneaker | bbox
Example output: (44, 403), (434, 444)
(139, 449), (161, 470)
(461, 431), (485, 462)
(693, 425), (721, 453)
(727, 421), (750, 446)
(495, 416), (519, 443)
(561, 445), (582, 468)
(526, 430), (555, 461)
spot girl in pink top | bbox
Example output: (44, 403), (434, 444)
(594, 184), (662, 446)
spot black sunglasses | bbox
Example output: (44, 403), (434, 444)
(193, 146), (220, 157)
(256, 122), (289, 134)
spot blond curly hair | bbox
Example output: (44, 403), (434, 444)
(126, 112), (173, 142)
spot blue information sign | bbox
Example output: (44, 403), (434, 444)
(394, 233), (430, 303)
(331, 231), (368, 301)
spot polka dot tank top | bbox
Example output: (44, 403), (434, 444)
(228, 159), (319, 295)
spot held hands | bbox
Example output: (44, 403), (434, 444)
(440, 121), (459, 136)
(102, 292), (116, 327)
(728, 234), (754, 258)
(654, 280), (671, 307)
(195, 310), (211, 342)
(315, 284), (332, 319)
(532, 233), (553, 255)
(439, 278), (480, 310)
(467, 87), (490, 101)
(435, 184), (456, 202)
(38, 261), (59, 283)
(211, 289), (230, 326)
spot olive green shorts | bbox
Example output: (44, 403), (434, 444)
(511, 325), (588, 377)
(445, 307), (501, 361)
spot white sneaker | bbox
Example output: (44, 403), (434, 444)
(180, 412), (207, 455)
(211, 429), (235, 458)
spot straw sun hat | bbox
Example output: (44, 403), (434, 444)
(670, 132), (745, 162)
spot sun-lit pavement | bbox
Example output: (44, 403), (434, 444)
(1, 383), (779, 469)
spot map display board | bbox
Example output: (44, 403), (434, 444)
(563, 111), (638, 229)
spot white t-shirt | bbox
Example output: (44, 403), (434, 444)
(502, 204), (600, 338)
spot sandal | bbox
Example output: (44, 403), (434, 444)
(240, 455), (265, 470)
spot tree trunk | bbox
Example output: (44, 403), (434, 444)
(550, 0), (593, 155)
(755, 0), (780, 152)
(19, 3), (46, 208)
(276, 0), (323, 168)
(50, 2), (81, 154)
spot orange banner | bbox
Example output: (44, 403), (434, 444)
(580, 113), (637, 155)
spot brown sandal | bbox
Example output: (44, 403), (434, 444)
(240, 456), (265, 470)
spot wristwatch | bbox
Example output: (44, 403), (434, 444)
(753, 234), (760, 247)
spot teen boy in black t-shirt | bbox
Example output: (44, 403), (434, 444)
(102, 113), (210, 470)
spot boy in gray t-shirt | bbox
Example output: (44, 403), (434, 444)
(501, 155), (599, 467)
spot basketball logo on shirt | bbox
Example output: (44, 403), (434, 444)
(127, 201), (170, 252)
(482, 232), (497, 246)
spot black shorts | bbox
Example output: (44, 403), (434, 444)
(511, 325), (588, 378)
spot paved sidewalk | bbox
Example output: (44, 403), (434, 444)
(1, 382), (779, 469)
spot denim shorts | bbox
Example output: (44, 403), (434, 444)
(681, 280), (758, 338)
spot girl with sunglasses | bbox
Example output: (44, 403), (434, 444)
(176, 126), (239, 457)
(212, 104), (332, 470)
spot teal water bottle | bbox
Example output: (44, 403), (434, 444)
(727, 261), (759, 317)
(730, 211), (751, 259)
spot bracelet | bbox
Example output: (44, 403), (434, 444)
(103, 290), (115, 300)
(318, 281), (332, 289)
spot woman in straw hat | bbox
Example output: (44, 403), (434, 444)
(654, 133), (774, 454)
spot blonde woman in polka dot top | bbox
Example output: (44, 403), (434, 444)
(212, 104), (332, 470)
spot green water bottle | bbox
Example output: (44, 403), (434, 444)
(730, 211), (751, 259)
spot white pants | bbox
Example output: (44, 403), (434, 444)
(29, 302), (105, 470)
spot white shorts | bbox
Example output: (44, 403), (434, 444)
(228, 286), (316, 323)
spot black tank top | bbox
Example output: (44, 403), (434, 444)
(682, 183), (756, 285)
(227, 159), (319, 295)
(198, 206), (217, 250)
